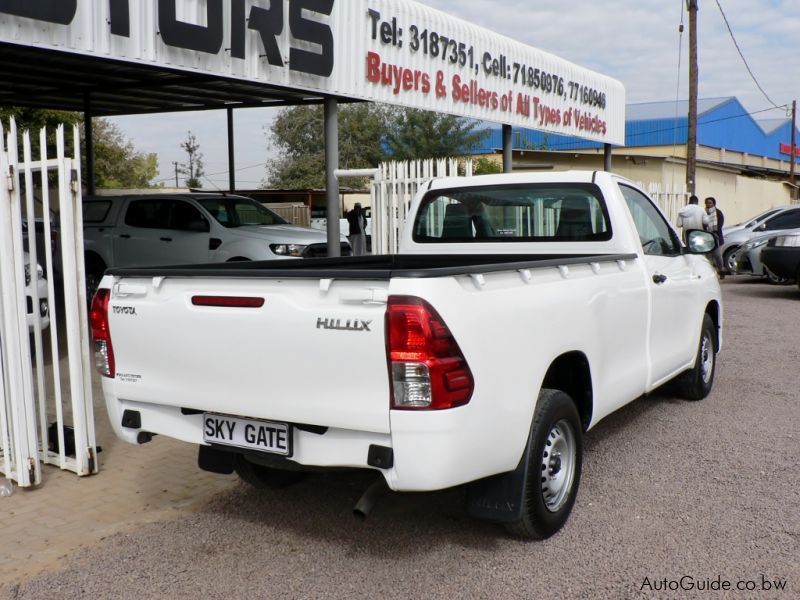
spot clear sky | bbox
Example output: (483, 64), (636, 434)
(109, 0), (799, 190)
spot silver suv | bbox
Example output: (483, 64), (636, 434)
(83, 193), (351, 294)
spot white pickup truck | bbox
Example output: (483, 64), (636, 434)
(91, 171), (722, 539)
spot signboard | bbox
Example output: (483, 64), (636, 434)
(0, 0), (625, 144)
(779, 143), (800, 158)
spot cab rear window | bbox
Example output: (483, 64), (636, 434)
(413, 183), (611, 243)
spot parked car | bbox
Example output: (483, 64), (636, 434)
(23, 251), (49, 331)
(720, 206), (800, 273)
(722, 206), (787, 237)
(22, 216), (61, 282)
(83, 193), (352, 296)
(761, 233), (800, 288)
(732, 229), (800, 284)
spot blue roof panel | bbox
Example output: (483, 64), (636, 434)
(473, 96), (798, 162)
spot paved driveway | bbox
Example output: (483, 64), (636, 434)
(3, 279), (799, 599)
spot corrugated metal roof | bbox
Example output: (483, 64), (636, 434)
(626, 97), (733, 121)
(757, 118), (790, 134)
(474, 96), (799, 163)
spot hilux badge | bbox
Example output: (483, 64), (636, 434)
(316, 318), (372, 332)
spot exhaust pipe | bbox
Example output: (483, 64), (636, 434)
(353, 478), (387, 521)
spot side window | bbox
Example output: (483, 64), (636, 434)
(83, 201), (112, 223)
(124, 200), (170, 229)
(763, 209), (800, 231)
(169, 201), (209, 232)
(618, 185), (680, 256)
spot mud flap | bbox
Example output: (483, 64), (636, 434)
(466, 448), (532, 523)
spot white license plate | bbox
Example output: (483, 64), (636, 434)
(203, 414), (291, 456)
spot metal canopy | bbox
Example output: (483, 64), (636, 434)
(0, 44), (336, 117)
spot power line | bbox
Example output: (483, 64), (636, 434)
(151, 160), (268, 184)
(672, 0), (687, 187)
(714, 0), (786, 111)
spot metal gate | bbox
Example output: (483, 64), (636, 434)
(370, 158), (472, 255)
(0, 119), (97, 488)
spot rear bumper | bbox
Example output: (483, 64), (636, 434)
(102, 382), (525, 493)
(761, 247), (800, 280)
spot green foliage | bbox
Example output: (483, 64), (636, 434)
(0, 107), (80, 135)
(0, 108), (158, 189)
(384, 109), (488, 161)
(266, 104), (490, 189)
(267, 104), (390, 189)
(473, 157), (503, 175)
(88, 119), (159, 189)
(178, 131), (204, 188)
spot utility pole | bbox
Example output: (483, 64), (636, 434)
(790, 100), (797, 195)
(173, 161), (179, 188)
(686, 0), (699, 196)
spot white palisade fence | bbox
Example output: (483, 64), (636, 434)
(0, 119), (97, 489)
(371, 158), (472, 255)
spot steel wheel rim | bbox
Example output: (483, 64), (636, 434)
(540, 419), (577, 513)
(700, 333), (714, 384)
(726, 251), (737, 272)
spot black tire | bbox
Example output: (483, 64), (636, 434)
(674, 314), (716, 401)
(723, 247), (738, 274)
(234, 455), (306, 489)
(505, 389), (583, 540)
(765, 267), (790, 285)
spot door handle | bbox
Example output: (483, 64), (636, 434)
(119, 234), (130, 239)
(160, 237), (173, 242)
(652, 274), (668, 284)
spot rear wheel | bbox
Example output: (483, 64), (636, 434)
(674, 314), (716, 400)
(235, 456), (306, 489)
(723, 247), (738, 273)
(505, 389), (583, 539)
(765, 267), (790, 285)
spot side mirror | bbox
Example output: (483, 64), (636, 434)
(754, 223), (766, 232)
(685, 229), (717, 254)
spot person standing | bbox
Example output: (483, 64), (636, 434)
(704, 196), (726, 278)
(346, 202), (367, 256)
(677, 195), (707, 241)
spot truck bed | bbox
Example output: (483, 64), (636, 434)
(107, 253), (638, 280)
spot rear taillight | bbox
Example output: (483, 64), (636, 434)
(386, 296), (473, 410)
(90, 288), (115, 378)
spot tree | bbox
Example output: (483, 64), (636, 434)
(473, 157), (503, 175)
(0, 107), (158, 189)
(0, 106), (80, 134)
(0, 106), (80, 157)
(384, 109), (488, 161)
(179, 131), (204, 188)
(266, 104), (490, 189)
(266, 104), (389, 189)
(87, 119), (158, 189)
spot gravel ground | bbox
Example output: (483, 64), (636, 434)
(4, 279), (799, 599)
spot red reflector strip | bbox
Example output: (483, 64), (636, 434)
(192, 296), (265, 308)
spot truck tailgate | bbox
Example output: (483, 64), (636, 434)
(107, 277), (391, 434)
